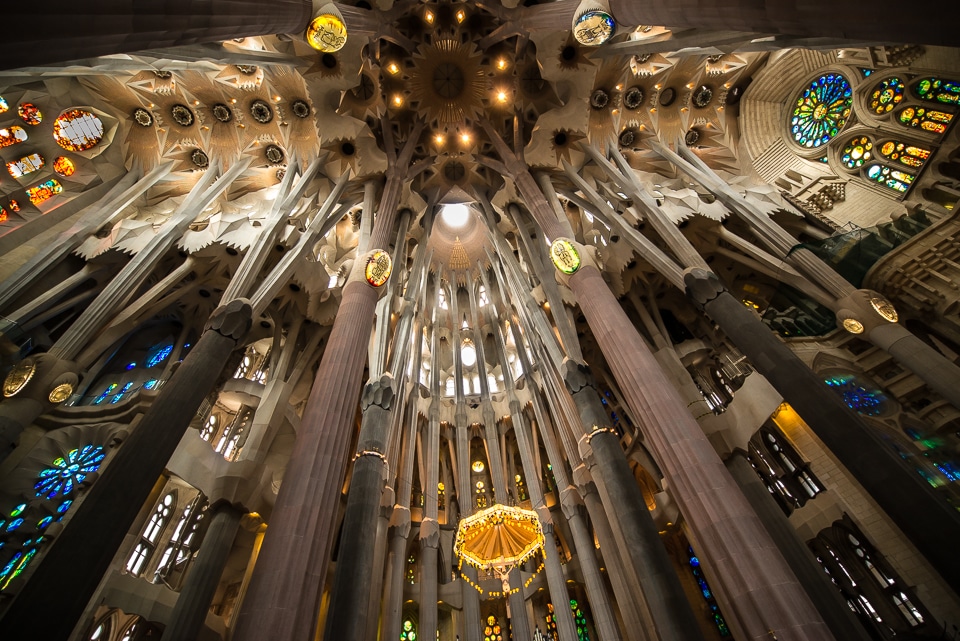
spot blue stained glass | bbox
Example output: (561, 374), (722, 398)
(34, 445), (106, 499)
(146, 344), (173, 368)
(790, 74), (853, 148)
(0, 520), (4, 531)
(1, 552), (23, 578)
(37, 516), (53, 530)
(824, 375), (887, 416)
(110, 381), (134, 404)
(183, 343), (191, 349)
(689, 555), (700, 567)
(56, 500), (72, 514)
(125, 362), (137, 370)
(93, 383), (118, 405)
(6, 518), (24, 532)
(10, 503), (26, 517)
(143, 379), (159, 390)
(1, 548), (36, 589)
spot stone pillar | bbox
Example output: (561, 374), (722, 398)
(461, 565), (483, 641)
(160, 502), (244, 641)
(0, 299), (252, 639)
(507, 567), (532, 641)
(607, 0), (954, 48)
(382, 507), (412, 641)
(3, 0), (313, 71)
(324, 375), (397, 639)
(566, 262), (833, 641)
(686, 268), (960, 593)
(540, 521), (580, 641)
(419, 519), (440, 639)
(725, 452), (872, 641)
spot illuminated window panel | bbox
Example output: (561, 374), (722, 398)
(17, 103), (42, 126)
(914, 77), (960, 105)
(790, 74), (852, 148)
(897, 106), (954, 135)
(0, 97), (8, 114)
(26, 179), (63, 206)
(864, 164), (915, 194)
(869, 77), (904, 115)
(53, 156), (76, 177)
(840, 136), (872, 170)
(877, 141), (931, 169)
(53, 109), (104, 152)
(6, 153), (45, 178)
(0, 126), (28, 148)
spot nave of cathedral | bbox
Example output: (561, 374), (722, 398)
(1, 2), (960, 641)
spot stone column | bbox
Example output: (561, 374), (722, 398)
(686, 268), (960, 595)
(507, 567), (532, 641)
(3, 0), (313, 71)
(382, 506), (412, 641)
(419, 519), (441, 639)
(725, 452), (872, 641)
(323, 375), (397, 639)
(0, 299), (252, 639)
(566, 262), (833, 641)
(160, 502), (244, 641)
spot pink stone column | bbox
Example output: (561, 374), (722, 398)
(568, 264), (833, 641)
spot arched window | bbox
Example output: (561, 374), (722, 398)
(478, 285), (489, 306)
(897, 106), (954, 135)
(868, 77), (905, 115)
(53, 156), (76, 177)
(155, 495), (206, 588)
(483, 614), (504, 641)
(6, 153), (45, 178)
(216, 407), (252, 461)
(749, 428), (823, 514)
(0, 97), (8, 114)
(790, 73), (853, 148)
(53, 109), (104, 152)
(400, 618), (417, 641)
(146, 343), (173, 368)
(119, 621), (139, 641)
(88, 617), (111, 640)
(127, 491), (175, 576)
(26, 179), (63, 206)
(840, 136), (873, 170)
(438, 288), (448, 310)
(811, 517), (930, 635)
(913, 77), (960, 105)
(570, 599), (591, 641)
(0, 126), (29, 148)
(863, 163), (915, 194)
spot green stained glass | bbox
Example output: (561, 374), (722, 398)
(914, 77), (960, 105)
(869, 77), (904, 115)
(864, 163), (915, 195)
(840, 136), (873, 170)
(790, 74), (852, 148)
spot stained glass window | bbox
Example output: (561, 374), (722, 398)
(143, 379), (159, 390)
(914, 77), (960, 105)
(571, 600), (590, 641)
(0, 208), (7, 224)
(483, 614), (503, 641)
(545, 603), (559, 640)
(93, 383), (118, 405)
(0, 97), (8, 114)
(840, 136), (872, 170)
(0, 126), (28, 148)
(824, 374), (888, 416)
(53, 109), (104, 152)
(869, 77), (904, 115)
(53, 156), (76, 177)
(34, 445), (106, 499)
(897, 106), (954, 135)
(864, 163), (915, 194)
(687, 547), (732, 637)
(6, 153), (45, 178)
(146, 344), (173, 367)
(26, 179), (63, 206)
(877, 141), (931, 169)
(400, 619), (417, 641)
(17, 103), (42, 126)
(790, 74), (852, 148)
(110, 382), (134, 404)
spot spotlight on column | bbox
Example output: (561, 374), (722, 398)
(306, 4), (348, 53)
(571, 0), (616, 46)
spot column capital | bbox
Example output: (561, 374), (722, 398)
(388, 505), (411, 539)
(683, 267), (726, 309)
(558, 486), (587, 521)
(206, 298), (253, 339)
(361, 373), (396, 411)
(419, 517), (440, 549)
(560, 358), (598, 395)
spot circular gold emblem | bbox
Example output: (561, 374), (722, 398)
(549, 239), (581, 274)
(842, 318), (865, 334)
(869, 296), (898, 323)
(48, 383), (74, 404)
(573, 11), (616, 46)
(306, 14), (347, 53)
(365, 250), (393, 287)
(3, 361), (36, 397)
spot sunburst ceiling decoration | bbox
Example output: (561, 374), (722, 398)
(409, 39), (488, 126)
(454, 504), (544, 574)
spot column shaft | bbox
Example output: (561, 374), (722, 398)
(160, 504), (244, 641)
(725, 453), (872, 641)
(0, 300), (252, 640)
(568, 265), (833, 641)
(507, 568), (532, 641)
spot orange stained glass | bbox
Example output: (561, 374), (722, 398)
(0, 208), (7, 223)
(0, 126), (28, 148)
(53, 110), (104, 152)
(53, 156), (76, 177)
(17, 103), (42, 125)
(26, 179), (63, 206)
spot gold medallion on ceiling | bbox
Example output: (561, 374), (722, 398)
(365, 250), (393, 287)
(49, 383), (74, 404)
(3, 360), (36, 398)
